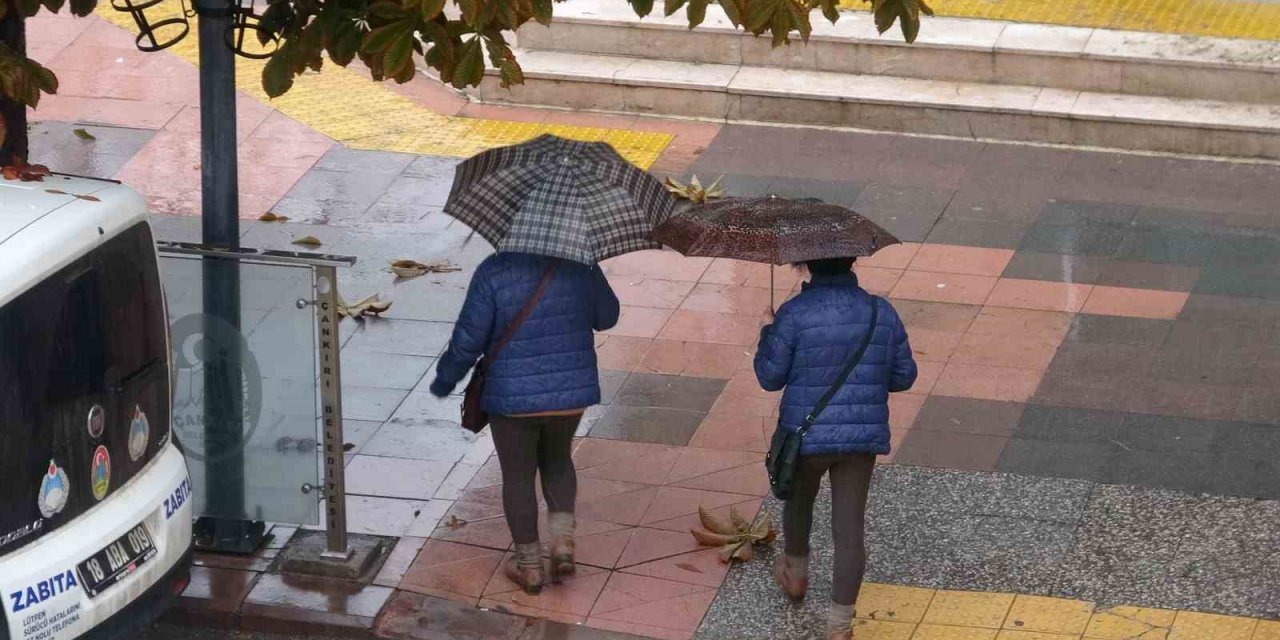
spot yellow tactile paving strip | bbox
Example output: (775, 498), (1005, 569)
(94, 2), (672, 168)
(838, 0), (1280, 41)
(853, 585), (1279, 640)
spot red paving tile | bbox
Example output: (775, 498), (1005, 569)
(615, 528), (705, 568)
(589, 573), (716, 636)
(889, 393), (927, 433)
(666, 448), (765, 485)
(679, 284), (774, 316)
(35, 94), (183, 129)
(482, 557), (611, 620)
(595, 335), (653, 371)
(400, 540), (505, 603)
(902, 360), (944, 396)
(640, 487), (758, 526)
(574, 528), (637, 570)
(1082, 286), (1189, 319)
(575, 439), (683, 485)
(430, 515), (513, 551)
(603, 251), (712, 283)
(618, 548), (730, 588)
(987, 278), (1094, 313)
(933, 362), (1044, 402)
(670, 463), (770, 497)
(688, 413), (771, 453)
(861, 242), (921, 270)
(908, 244), (1016, 277)
(708, 390), (779, 419)
(609, 277), (697, 309)
(575, 477), (656, 505)
(585, 618), (694, 640)
(890, 271), (998, 306)
(906, 329), (965, 363)
(603, 307), (675, 339)
(644, 498), (763, 534)
(951, 333), (1063, 370)
(638, 340), (747, 379)
(700, 259), (801, 290)
(577, 486), (660, 527)
(965, 306), (1073, 340)
(659, 310), (764, 346)
(857, 267), (904, 296)
(892, 299), (982, 333)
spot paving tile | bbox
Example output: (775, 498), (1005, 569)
(996, 439), (1113, 483)
(892, 299), (982, 333)
(890, 271), (998, 306)
(996, 632), (1078, 640)
(1084, 606), (1177, 640)
(1096, 262), (1202, 293)
(926, 218), (1029, 250)
(1019, 217), (1132, 257)
(575, 439), (683, 485)
(852, 184), (952, 244)
(1065, 314), (1173, 346)
(614, 527), (705, 568)
(637, 340), (745, 379)
(1255, 622), (1280, 640)
(688, 413), (771, 453)
(679, 283), (774, 316)
(341, 385), (410, 422)
(659, 309), (763, 346)
(373, 535), (428, 588)
(584, 618), (693, 640)
(699, 259), (802, 290)
(175, 566), (258, 621)
(377, 590), (525, 640)
(1001, 252), (1110, 285)
(987, 279), (1093, 313)
(346, 455), (453, 500)
(933, 363), (1043, 402)
(1169, 612), (1258, 640)
(923, 591), (1016, 629)
(339, 350), (433, 390)
(914, 624), (1000, 640)
(590, 406), (706, 446)
(482, 559), (612, 620)
(909, 245), (1016, 277)
(604, 306), (676, 339)
(603, 250), (712, 282)
(765, 175), (863, 206)
(431, 512), (514, 550)
(855, 583), (936, 622)
(847, 619), (918, 640)
(968, 307), (1074, 341)
(345, 495), (435, 537)
(1046, 341), (1158, 381)
(613, 373), (727, 412)
(609, 277), (697, 309)
(951, 332), (1062, 370)
(595, 335), (654, 371)
(577, 486), (661, 527)
(1083, 286), (1189, 320)
(640, 486), (756, 526)
(893, 430), (1009, 472)
(617, 548), (729, 588)
(589, 573), (716, 634)
(913, 397), (1026, 438)
(240, 572), (393, 635)
(521, 619), (651, 640)
(863, 243), (924, 270)
(1004, 595), (1095, 635)
(388, 392), (465, 427)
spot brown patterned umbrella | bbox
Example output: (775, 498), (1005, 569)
(651, 196), (900, 265)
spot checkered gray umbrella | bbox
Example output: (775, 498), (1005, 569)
(443, 135), (677, 264)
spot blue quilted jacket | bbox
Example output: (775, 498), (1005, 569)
(754, 272), (917, 456)
(430, 252), (620, 415)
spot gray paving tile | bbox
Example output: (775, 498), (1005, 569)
(911, 396), (1026, 438)
(925, 218), (1028, 249)
(314, 146), (416, 174)
(268, 196), (370, 225)
(1095, 261), (1202, 292)
(342, 385), (411, 422)
(371, 174), (454, 208)
(588, 405), (705, 445)
(1176, 294), (1280, 328)
(1195, 264), (1280, 300)
(1045, 341), (1158, 381)
(402, 154), (463, 179)
(1148, 344), (1258, 386)
(1063, 314), (1172, 346)
(708, 173), (773, 198)
(387, 392), (463, 427)
(1014, 405), (1127, 443)
(29, 122), (155, 178)
(996, 438), (1113, 483)
(286, 168), (400, 208)
(1019, 218), (1132, 256)
(149, 213), (205, 243)
(341, 419), (384, 455)
(892, 430), (1008, 472)
(764, 176), (862, 207)
(599, 370), (630, 405)
(1001, 252), (1109, 285)
(613, 373), (727, 412)
(343, 318), (454, 357)
(850, 183), (951, 243)
(359, 419), (480, 462)
(1039, 199), (1139, 225)
(339, 350), (433, 390)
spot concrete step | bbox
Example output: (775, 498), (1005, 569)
(468, 50), (1280, 159)
(514, 0), (1280, 104)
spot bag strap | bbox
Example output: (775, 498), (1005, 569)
(799, 295), (880, 435)
(488, 260), (559, 362)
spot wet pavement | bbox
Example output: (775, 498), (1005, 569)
(22, 7), (1280, 640)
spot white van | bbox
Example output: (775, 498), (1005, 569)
(0, 174), (193, 640)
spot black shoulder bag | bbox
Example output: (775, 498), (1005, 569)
(765, 296), (880, 501)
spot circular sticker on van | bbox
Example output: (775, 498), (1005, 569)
(91, 446), (111, 501)
(38, 460), (69, 518)
(128, 405), (150, 462)
(87, 404), (105, 439)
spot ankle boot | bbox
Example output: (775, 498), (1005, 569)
(505, 542), (545, 595)
(827, 603), (854, 640)
(547, 512), (576, 581)
(773, 554), (809, 602)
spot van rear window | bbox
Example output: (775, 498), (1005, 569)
(0, 221), (170, 556)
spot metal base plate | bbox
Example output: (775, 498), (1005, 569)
(193, 517), (272, 555)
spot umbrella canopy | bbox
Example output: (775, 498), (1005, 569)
(444, 134), (678, 264)
(652, 196), (900, 265)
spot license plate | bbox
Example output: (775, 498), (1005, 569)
(76, 524), (157, 598)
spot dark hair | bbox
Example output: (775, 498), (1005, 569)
(794, 257), (855, 277)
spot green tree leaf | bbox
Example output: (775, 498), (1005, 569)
(770, 4), (789, 46)
(788, 0), (811, 41)
(664, 0), (687, 17)
(362, 21), (411, 54)
(421, 0), (447, 20)
(719, 0), (743, 26)
(262, 50), (295, 97)
(629, 0), (655, 18)
(67, 0), (94, 15)
(382, 29), (415, 78)
(746, 0), (781, 33)
(451, 35), (485, 88)
(40, 0), (66, 15)
(368, 1), (408, 19)
(532, 0), (552, 24)
(686, 0), (708, 28)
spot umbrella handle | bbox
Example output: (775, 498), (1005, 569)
(770, 265), (775, 317)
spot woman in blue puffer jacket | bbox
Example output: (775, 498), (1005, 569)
(429, 252), (620, 594)
(754, 257), (916, 640)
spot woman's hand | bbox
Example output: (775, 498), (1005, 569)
(429, 378), (456, 398)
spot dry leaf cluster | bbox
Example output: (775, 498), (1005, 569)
(292, 235), (323, 247)
(388, 259), (461, 279)
(338, 293), (392, 319)
(2, 157), (51, 182)
(665, 175), (725, 204)
(691, 505), (776, 563)
(259, 212), (291, 222)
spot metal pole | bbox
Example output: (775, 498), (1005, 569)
(313, 266), (351, 559)
(194, 0), (267, 553)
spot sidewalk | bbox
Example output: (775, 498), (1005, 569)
(22, 6), (1280, 640)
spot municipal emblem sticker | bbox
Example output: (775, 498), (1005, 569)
(91, 446), (111, 501)
(87, 404), (105, 439)
(38, 460), (69, 519)
(128, 405), (150, 462)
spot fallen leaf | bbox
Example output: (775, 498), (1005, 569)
(292, 235), (322, 247)
(446, 515), (467, 529)
(45, 189), (68, 195)
(77, 195), (100, 202)
(342, 443), (356, 451)
(388, 259), (461, 279)
(73, 128), (96, 141)
(699, 506), (736, 536)
(337, 293), (394, 320)
(259, 211), (291, 222)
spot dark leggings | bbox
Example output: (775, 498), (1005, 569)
(490, 414), (581, 545)
(782, 453), (875, 606)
